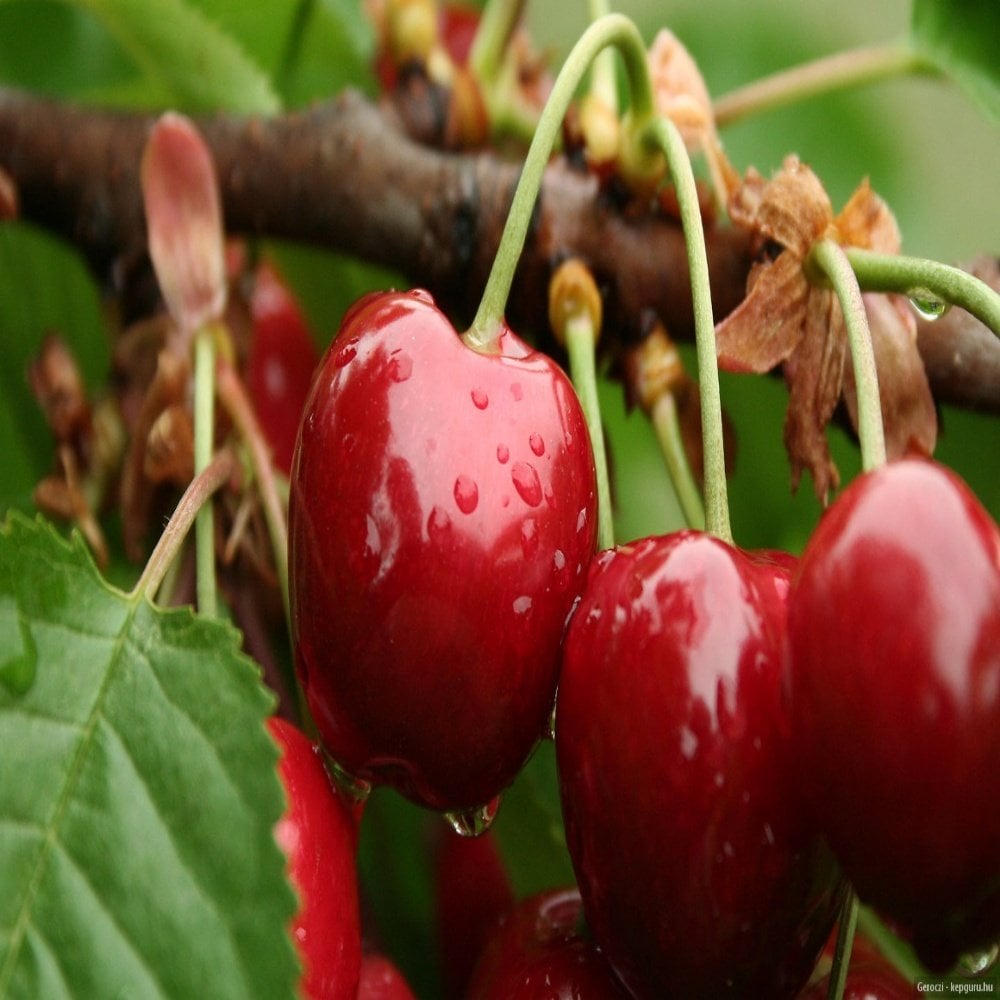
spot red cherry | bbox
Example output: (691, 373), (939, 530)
(433, 828), (514, 999)
(438, 3), (480, 66)
(289, 289), (597, 812)
(556, 532), (844, 999)
(785, 457), (1000, 968)
(465, 886), (627, 999)
(245, 261), (320, 476)
(357, 954), (418, 1000)
(269, 717), (362, 1000)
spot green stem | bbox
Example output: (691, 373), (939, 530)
(714, 41), (933, 127)
(855, 905), (924, 984)
(810, 240), (887, 471)
(468, 0), (525, 86)
(827, 889), (859, 1000)
(193, 326), (218, 616)
(649, 393), (706, 531)
(642, 116), (731, 542)
(565, 315), (614, 550)
(131, 450), (235, 604)
(464, 13), (654, 351)
(845, 248), (1000, 336)
(587, 0), (618, 114)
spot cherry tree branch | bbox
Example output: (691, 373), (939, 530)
(0, 86), (997, 412)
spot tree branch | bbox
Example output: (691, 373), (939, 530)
(0, 86), (997, 412)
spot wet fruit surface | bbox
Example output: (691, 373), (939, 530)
(556, 532), (843, 999)
(785, 458), (1000, 969)
(290, 290), (596, 812)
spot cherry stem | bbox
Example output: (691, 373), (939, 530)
(642, 116), (731, 543)
(844, 248), (1000, 337)
(809, 239), (887, 471)
(649, 393), (706, 531)
(587, 0), (618, 114)
(855, 905), (924, 984)
(826, 889), (859, 1000)
(216, 357), (291, 625)
(714, 41), (933, 127)
(464, 13), (654, 351)
(193, 325), (219, 616)
(468, 0), (525, 87)
(563, 314), (614, 549)
(131, 449), (236, 604)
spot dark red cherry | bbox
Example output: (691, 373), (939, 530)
(289, 289), (597, 812)
(269, 718), (362, 1000)
(433, 828), (514, 999)
(785, 457), (1000, 969)
(465, 886), (627, 999)
(357, 954), (418, 1000)
(556, 532), (844, 999)
(245, 260), (320, 476)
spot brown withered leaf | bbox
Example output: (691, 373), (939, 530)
(716, 155), (937, 502)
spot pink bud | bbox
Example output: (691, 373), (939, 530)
(141, 112), (226, 343)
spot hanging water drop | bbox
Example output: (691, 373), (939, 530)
(958, 943), (999, 977)
(444, 796), (501, 837)
(322, 751), (373, 807)
(908, 288), (950, 322)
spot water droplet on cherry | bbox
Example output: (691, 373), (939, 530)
(908, 288), (950, 322)
(553, 549), (566, 571)
(471, 388), (489, 410)
(496, 444), (510, 464)
(427, 505), (452, 541)
(453, 475), (479, 514)
(576, 508), (588, 533)
(512, 462), (542, 507)
(322, 751), (372, 806)
(445, 796), (501, 837)
(512, 595), (533, 615)
(521, 519), (539, 557)
(409, 288), (435, 305)
(529, 432), (545, 456)
(389, 350), (412, 382)
(334, 341), (358, 367)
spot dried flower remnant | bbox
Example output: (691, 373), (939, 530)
(647, 28), (737, 208)
(715, 156), (936, 501)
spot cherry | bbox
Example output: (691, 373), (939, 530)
(245, 260), (320, 476)
(785, 457), (1000, 969)
(357, 954), (418, 1000)
(464, 886), (627, 999)
(432, 828), (514, 998)
(289, 289), (597, 813)
(268, 717), (362, 1000)
(556, 532), (844, 999)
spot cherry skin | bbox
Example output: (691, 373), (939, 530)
(289, 289), (597, 813)
(268, 717), (362, 1000)
(432, 828), (514, 999)
(785, 457), (1000, 969)
(556, 532), (844, 999)
(245, 260), (320, 476)
(357, 954), (418, 1000)
(464, 886), (627, 999)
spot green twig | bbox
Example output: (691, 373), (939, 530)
(845, 248), (1000, 336)
(468, 0), (526, 86)
(464, 14), (654, 351)
(193, 326), (219, 616)
(714, 42), (934, 127)
(642, 116), (731, 542)
(810, 240), (887, 471)
(649, 393), (706, 531)
(827, 889), (859, 1000)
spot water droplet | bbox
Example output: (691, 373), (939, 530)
(453, 475), (479, 514)
(511, 462), (542, 507)
(496, 444), (510, 464)
(445, 796), (501, 837)
(547, 704), (557, 741)
(510, 382), (523, 402)
(389, 350), (412, 382)
(471, 388), (489, 410)
(762, 823), (775, 846)
(364, 514), (381, 558)
(577, 508), (588, 533)
(544, 484), (556, 508)
(908, 288), (951, 322)
(512, 595), (533, 615)
(958, 943), (999, 977)
(553, 549), (566, 571)
(322, 751), (372, 806)
(529, 432), (545, 456)
(333, 341), (358, 367)
(520, 519), (539, 557)
(410, 288), (435, 305)
(426, 505), (452, 541)
(0, 609), (36, 696)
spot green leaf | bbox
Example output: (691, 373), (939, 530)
(0, 514), (299, 999)
(63, 0), (283, 113)
(0, 223), (111, 517)
(911, 0), (1000, 123)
